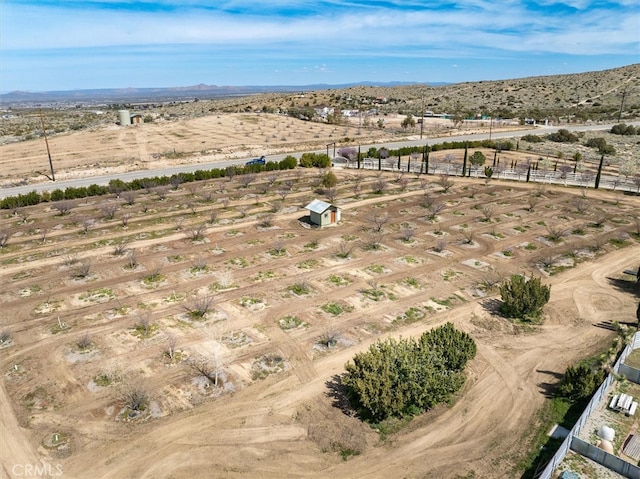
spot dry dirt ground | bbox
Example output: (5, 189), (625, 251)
(1, 167), (639, 479)
(0, 112), (521, 187)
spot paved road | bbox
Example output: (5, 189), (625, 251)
(1, 122), (637, 199)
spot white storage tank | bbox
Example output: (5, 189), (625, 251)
(118, 110), (131, 126)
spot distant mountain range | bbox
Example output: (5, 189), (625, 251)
(0, 81), (442, 106)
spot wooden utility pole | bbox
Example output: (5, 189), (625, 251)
(420, 95), (425, 140)
(39, 110), (56, 181)
(618, 87), (629, 123)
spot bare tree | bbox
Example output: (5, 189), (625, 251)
(366, 211), (390, 233)
(371, 177), (387, 194)
(316, 330), (340, 349)
(173, 216), (185, 231)
(187, 224), (207, 241)
(168, 175), (183, 190)
(425, 201), (445, 221)
(192, 256), (208, 272)
(536, 255), (556, 270)
(570, 196), (589, 214)
(590, 212), (608, 228)
(270, 239), (287, 256)
(277, 188), (291, 201)
(166, 333), (177, 360)
(214, 270), (234, 289)
(121, 190), (136, 205)
(184, 294), (214, 319)
(289, 277), (312, 296)
(258, 214), (274, 228)
(526, 196), (540, 212)
(113, 239), (130, 256)
(363, 232), (383, 250)
(134, 313), (154, 337)
(266, 173), (279, 187)
(545, 224), (568, 243)
(460, 229), (475, 245)
(209, 209), (218, 224)
(39, 228), (49, 244)
(76, 333), (92, 350)
(153, 185), (171, 200)
(437, 175), (454, 193)
(122, 384), (149, 412)
(239, 173), (257, 188)
(99, 201), (119, 220)
(74, 260), (92, 279)
(351, 172), (364, 196)
(186, 202), (198, 215)
(237, 205), (251, 218)
(631, 215), (640, 237)
(478, 271), (503, 292)
(0, 230), (10, 248)
(0, 329), (12, 345)
(14, 208), (29, 224)
(433, 238), (447, 252)
(80, 217), (95, 234)
(400, 227), (416, 242)
(443, 153), (456, 173)
(126, 249), (138, 269)
(337, 147), (358, 162)
(52, 200), (74, 215)
(189, 355), (220, 387)
(324, 187), (339, 203)
(336, 240), (356, 259)
(121, 213), (131, 227)
(480, 205), (494, 222)
(466, 185), (480, 199)
(269, 200), (282, 213)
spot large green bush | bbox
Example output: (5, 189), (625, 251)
(499, 274), (550, 320)
(342, 322), (475, 422)
(557, 364), (604, 401)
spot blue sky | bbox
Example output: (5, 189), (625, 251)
(1, 0), (638, 92)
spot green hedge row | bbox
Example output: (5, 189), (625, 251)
(0, 140), (514, 210)
(1, 157), (297, 210)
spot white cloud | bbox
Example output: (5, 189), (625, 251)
(1, 0), (638, 58)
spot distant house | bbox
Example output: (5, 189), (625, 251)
(314, 106), (334, 119)
(305, 200), (341, 227)
(130, 114), (143, 125)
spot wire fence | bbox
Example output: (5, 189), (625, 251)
(335, 158), (640, 194)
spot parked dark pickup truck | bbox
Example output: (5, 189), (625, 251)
(245, 156), (266, 165)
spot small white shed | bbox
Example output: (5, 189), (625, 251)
(305, 199), (341, 227)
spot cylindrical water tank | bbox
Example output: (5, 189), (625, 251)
(118, 110), (131, 126)
(598, 425), (615, 441)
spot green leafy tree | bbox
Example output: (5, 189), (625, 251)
(321, 171), (338, 188)
(547, 129), (579, 143)
(469, 151), (486, 174)
(499, 274), (550, 320)
(610, 123), (637, 135)
(419, 322), (477, 371)
(401, 114), (416, 129)
(299, 153), (331, 168)
(279, 155), (298, 169)
(342, 323), (475, 421)
(558, 364), (604, 401)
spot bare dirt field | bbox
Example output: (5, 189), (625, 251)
(0, 112), (524, 187)
(1, 166), (640, 479)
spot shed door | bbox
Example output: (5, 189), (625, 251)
(331, 210), (336, 223)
